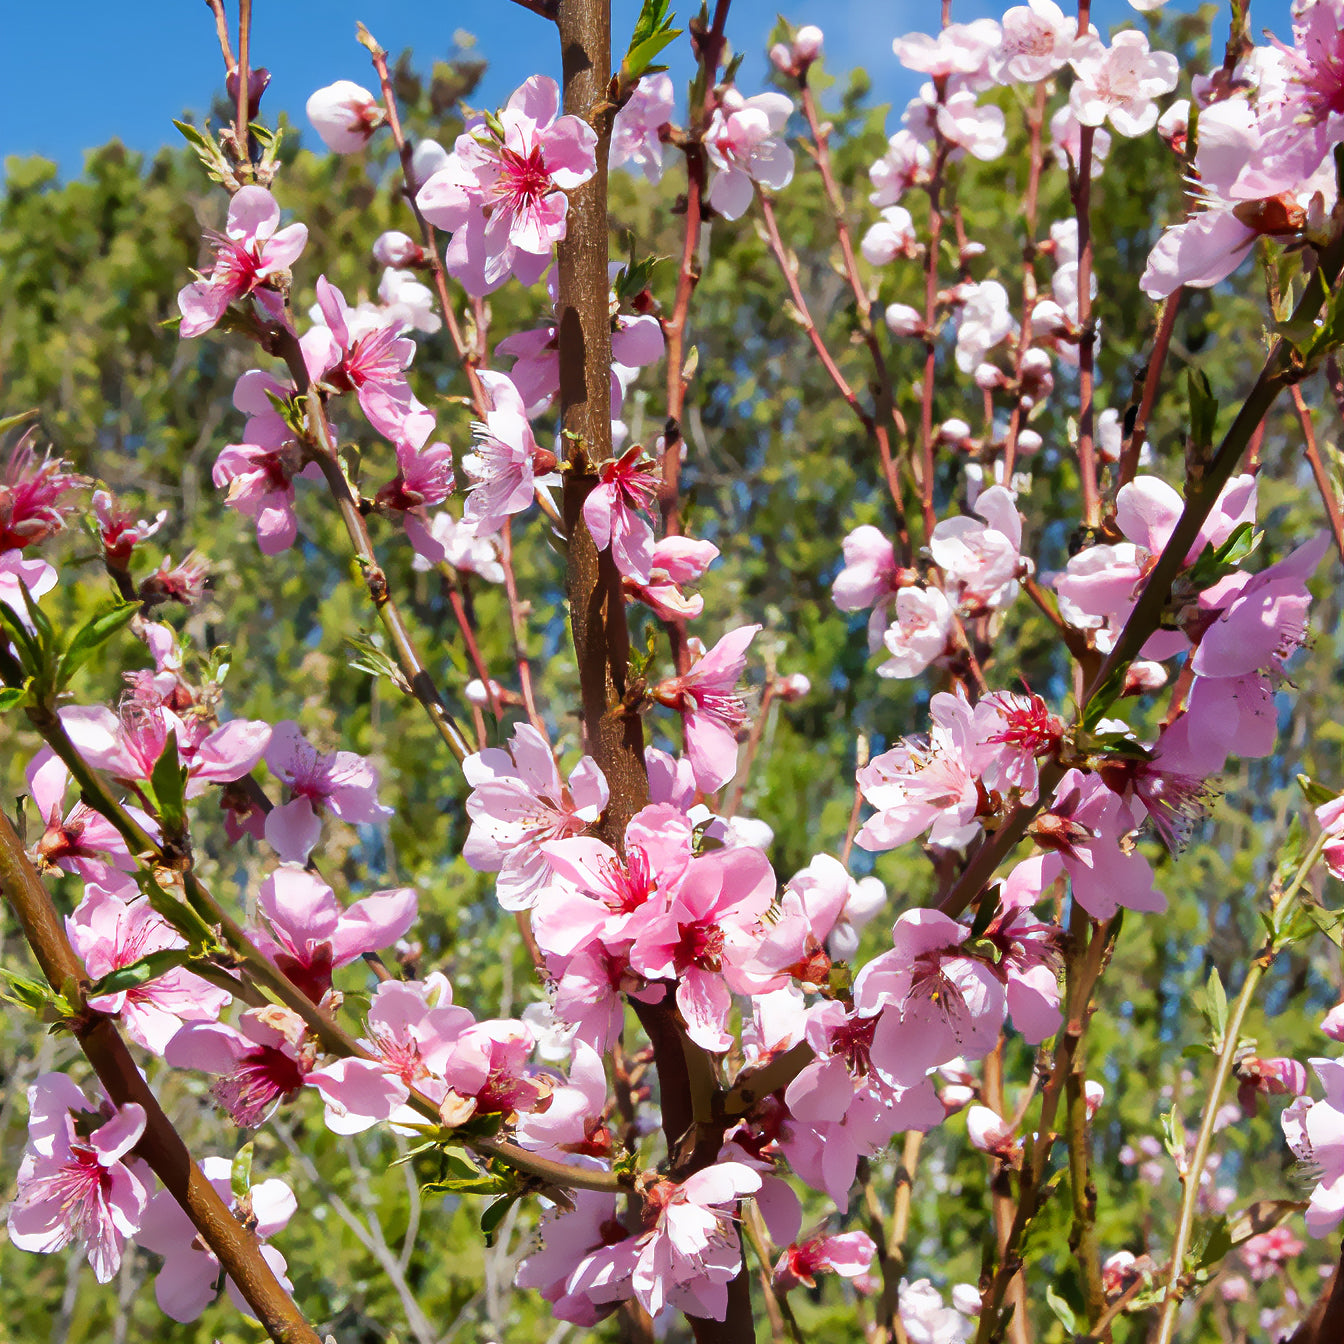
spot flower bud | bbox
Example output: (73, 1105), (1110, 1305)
(774, 672), (811, 702)
(769, 42), (794, 72)
(373, 231), (426, 269)
(1121, 660), (1168, 695)
(793, 25), (824, 63)
(306, 80), (385, 153)
(226, 67), (271, 121)
(1017, 429), (1043, 455)
(410, 138), (450, 188)
(884, 302), (925, 337)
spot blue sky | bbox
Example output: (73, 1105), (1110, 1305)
(2, 0), (1294, 179)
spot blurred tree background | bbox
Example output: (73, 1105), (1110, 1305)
(1, 7), (1342, 1340)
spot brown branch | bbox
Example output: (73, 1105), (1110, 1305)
(0, 808), (323, 1344)
(1292, 383), (1344, 567)
(1118, 290), (1183, 489)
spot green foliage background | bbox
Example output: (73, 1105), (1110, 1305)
(1, 10), (1343, 1341)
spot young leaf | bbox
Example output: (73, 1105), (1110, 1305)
(56, 599), (140, 692)
(148, 730), (188, 837)
(86, 947), (194, 998)
(231, 1142), (255, 1200)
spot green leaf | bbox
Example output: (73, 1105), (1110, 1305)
(1044, 1283), (1076, 1334)
(1202, 966), (1228, 1046)
(148, 729), (188, 837)
(480, 1192), (519, 1246)
(87, 947), (193, 998)
(614, 255), (663, 304)
(0, 685), (27, 713)
(621, 0), (681, 84)
(0, 965), (57, 1013)
(231, 1142), (254, 1200)
(0, 600), (42, 676)
(56, 599), (139, 692)
(1298, 774), (1339, 808)
(1186, 368), (1218, 450)
(0, 408), (39, 436)
(139, 873), (218, 948)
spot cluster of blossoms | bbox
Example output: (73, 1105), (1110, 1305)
(4, 0), (1344, 1335)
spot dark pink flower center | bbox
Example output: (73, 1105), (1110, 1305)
(212, 1046), (306, 1127)
(494, 143), (553, 212)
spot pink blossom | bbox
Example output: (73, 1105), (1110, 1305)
(1007, 769), (1165, 921)
(307, 975), (474, 1133)
(972, 690), (1064, 802)
(991, 0), (1079, 83)
(704, 90), (795, 220)
(899, 1277), (977, 1344)
(774, 1229), (876, 1291)
(137, 1156), (295, 1320)
(632, 1162), (762, 1319)
(0, 549), (56, 631)
(67, 880), (230, 1054)
(853, 908), (1007, 1085)
(306, 80), (384, 153)
(1050, 104), (1112, 175)
(7, 1074), (148, 1284)
(516, 1186), (638, 1324)
(463, 721), (609, 910)
(626, 535), (720, 621)
(861, 206), (918, 265)
(305, 276), (431, 442)
(0, 435), (82, 552)
(91, 489), (166, 568)
(747, 852), (852, 984)
(611, 72), (675, 183)
(373, 230), (426, 268)
(1236, 1055), (1309, 1115)
(416, 75), (598, 294)
(178, 186), (308, 338)
(1282, 1057), (1344, 1236)
(1241, 1225), (1305, 1280)
(929, 486), (1024, 614)
(166, 1007), (311, 1128)
(438, 1019), (552, 1124)
(966, 1104), (1022, 1160)
(377, 266), (441, 334)
(251, 867), (417, 1003)
(876, 585), (962, 677)
(463, 371), (549, 533)
(514, 1040), (609, 1157)
(262, 720), (392, 862)
(891, 22), (1001, 88)
(856, 689), (983, 851)
(834, 524), (901, 649)
(955, 280), (1017, 372)
(409, 510), (505, 580)
(583, 447), (659, 582)
(1069, 31), (1180, 138)
(629, 845), (777, 1051)
(26, 748), (137, 885)
(652, 624), (760, 791)
(870, 130), (931, 206)
(936, 91), (1008, 160)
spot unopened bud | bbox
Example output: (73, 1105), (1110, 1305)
(306, 81), (386, 154)
(1121, 660), (1168, 695)
(884, 302), (924, 337)
(769, 42), (794, 72)
(793, 25), (824, 63)
(774, 672), (811, 702)
(226, 67), (271, 121)
(373, 231), (427, 269)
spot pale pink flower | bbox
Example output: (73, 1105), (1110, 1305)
(514, 1040), (609, 1157)
(1282, 1057), (1344, 1236)
(632, 1163), (762, 1320)
(899, 1277), (977, 1344)
(1050, 104), (1111, 176)
(856, 689), (983, 851)
(704, 90), (795, 220)
(178, 186), (308, 338)
(307, 975), (474, 1133)
(870, 131), (931, 206)
(251, 867), (417, 1003)
(936, 91), (1008, 160)
(515, 1187), (638, 1324)
(262, 720), (391, 862)
(416, 75), (598, 294)
(833, 523), (900, 639)
(137, 1156), (295, 1320)
(929, 485), (1024, 614)
(7, 1075), (147, 1284)
(955, 280), (1017, 372)
(861, 206), (918, 265)
(854, 908), (1007, 1085)
(1006, 769), (1165, 921)
(878, 586), (955, 679)
(1241, 1225), (1305, 1280)
(611, 72), (675, 183)
(1069, 31), (1180, 138)
(1319, 796), (1344, 883)
(463, 721), (609, 911)
(377, 266), (441, 335)
(966, 1104), (1022, 1160)
(773, 1229), (876, 1291)
(306, 80), (385, 153)
(373, 230), (426, 268)
(991, 0), (1079, 83)
(583, 447), (659, 582)
(629, 845), (777, 1051)
(652, 624), (761, 791)
(1236, 1055), (1308, 1115)
(67, 880), (230, 1054)
(891, 22), (1001, 88)
(463, 371), (548, 533)
(626, 535), (719, 621)
(409, 511), (505, 581)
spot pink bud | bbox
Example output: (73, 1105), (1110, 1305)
(1324, 1003), (1344, 1041)
(966, 1104), (1020, 1160)
(775, 672), (811, 702)
(306, 80), (385, 153)
(373, 231), (425, 268)
(793, 25), (824, 63)
(769, 42), (794, 72)
(1084, 1080), (1104, 1118)
(884, 303), (924, 337)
